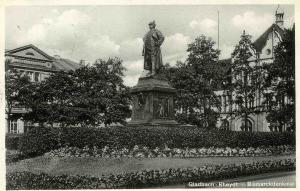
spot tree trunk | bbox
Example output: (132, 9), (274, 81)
(244, 96), (248, 132)
(244, 109), (247, 130)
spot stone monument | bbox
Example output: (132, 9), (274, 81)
(129, 21), (179, 126)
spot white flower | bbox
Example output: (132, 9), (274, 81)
(133, 145), (139, 151)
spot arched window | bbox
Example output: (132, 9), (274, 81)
(240, 119), (252, 132)
(221, 119), (230, 130)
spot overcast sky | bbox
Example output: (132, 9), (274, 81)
(5, 5), (294, 86)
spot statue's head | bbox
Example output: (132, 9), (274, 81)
(148, 20), (156, 29)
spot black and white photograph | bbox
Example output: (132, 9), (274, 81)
(2, 0), (296, 189)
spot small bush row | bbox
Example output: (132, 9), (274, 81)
(18, 126), (295, 158)
(6, 150), (26, 164)
(7, 158), (296, 189)
(45, 145), (295, 158)
(5, 134), (21, 150)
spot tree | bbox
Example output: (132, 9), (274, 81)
(263, 26), (295, 132)
(25, 70), (77, 127)
(26, 58), (131, 127)
(72, 58), (131, 126)
(162, 36), (221, 128)
(5, 65), (34, 128)
(231, 31), (261, 132)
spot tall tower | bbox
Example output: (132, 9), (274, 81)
(275, 5), (284, 28)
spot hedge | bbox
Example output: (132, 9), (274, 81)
(18, 127), (61, 157)
(18, 126), (295, 158)
(6, 134), (21, 150)
(6, 158), (296, 189)
(6, 150), (26, 164)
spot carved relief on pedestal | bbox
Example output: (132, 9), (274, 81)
(154, 96), (171, 119)
(132, 92), (148, 120)
(137, 93), (146, 110)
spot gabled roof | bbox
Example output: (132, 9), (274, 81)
(5, 44), (54, 61)
(5, 44), (81, 72)
(252, 24), (284, 52)
(53, 58), (81, 71)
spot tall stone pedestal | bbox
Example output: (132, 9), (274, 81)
(128, 75), (179, 126)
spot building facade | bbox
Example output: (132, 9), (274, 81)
(5, 44), (81, 134)
(216, 6), (289, 132)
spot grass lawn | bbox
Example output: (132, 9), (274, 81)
(7, 154), (295, 178)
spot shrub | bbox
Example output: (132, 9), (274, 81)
(5, 134), (21, 150)
(18, 126), (295, 158)
(6, 158), (296, 189)
(6, 150), (26, 164)
(18, 126), (60, 157)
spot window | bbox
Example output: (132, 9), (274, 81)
(25, 52), (35, 56)
(249, 96), (255, 108)
(236, 73), (242, 81)
(19, 70), (25, 76)
(221, 119), (230, 130)
(46, 63), (52, 68)
(9, 120), (18, 134)
(27, 71), (34, 82)
(269, 122), (283, 132)
(223, 95), (227, 112)
(34, 72), (40, 82)
(228, 96), (232, 112)
(244, 73), (248, 84)
(240, 119), (252, 132)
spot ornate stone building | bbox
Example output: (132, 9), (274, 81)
(5, 44), (81, 134)
(215, 6), (288, 132)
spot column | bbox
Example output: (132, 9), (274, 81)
(223, 95), (227, 112)
(226, 95), (229, 112)
(17, 118), (24, 134)
(221, 96), (224, 112)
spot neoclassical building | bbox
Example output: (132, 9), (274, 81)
(5, 44), (81, 134)
(215, 6), (289, 132)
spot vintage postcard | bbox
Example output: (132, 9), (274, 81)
(1, 0), (297, 190)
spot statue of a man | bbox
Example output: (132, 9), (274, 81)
(142, 21), (164, 76)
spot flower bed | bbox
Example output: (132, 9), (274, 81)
(44, 145), (295, 158)
(7, 158), (295, 189)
